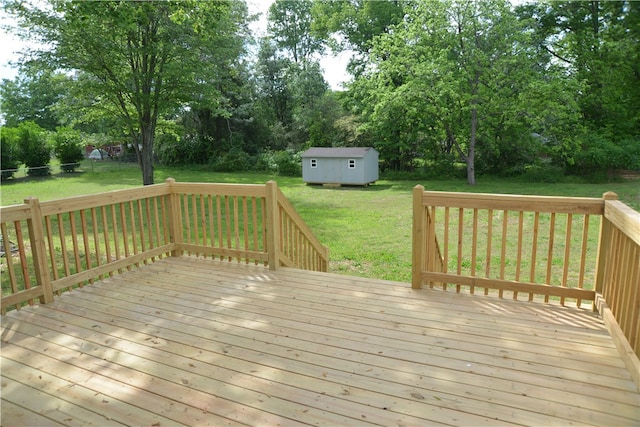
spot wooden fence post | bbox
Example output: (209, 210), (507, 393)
(165, 178), (182, 257)
(265, 180), (280, 270)
(412, 185), (425, 289)
(25, 197), (54, 304)
(594, 192), (618, 300)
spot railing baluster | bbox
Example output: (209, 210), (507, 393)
(500, 210), (508, 299)
(471, 208), (478, 291)
(233, 196), (240, 262)
(110, 205), (122, 273)
(485, 209), (493, 295)
(225, 195), (232, 261)
(44, 215), (58, 285)
(514, 211), (524, 300)
(456, 208), (463, 292)
(182, 195), (190, 256)
(79, 210), (92, 283)
(576, 215), (590, 307)
(190, 194), (198, 257)
(145, 198), (154, 260)
(560, 213), (573, 305)
(545, 212), (556, 302)
(208, 195), (215, 250)
(137, 199), (146, 261)
(129, 201), (139, 264)
(243, 197), (249, 264)
(217, 195), (223, 260)
(198, 195), (205, 258)
(529, 212), (539, 301)
(252, 197), (259, 265)
(119, 203), (130, 268)
(56, 213), (71, 279)
(90, 207), (101, 273)
(101, 206), (112, 273)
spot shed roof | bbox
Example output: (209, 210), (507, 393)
(301, 147), (376, 158)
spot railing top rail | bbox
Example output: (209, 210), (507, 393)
(605, 199), (640, 246)
(421, 190), (604, 214)
(168, 181), (267, 197)
(37, 182), (171, 216)
(0, 203), (32, 222)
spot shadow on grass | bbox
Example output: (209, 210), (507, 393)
(304, 183), (395, 192)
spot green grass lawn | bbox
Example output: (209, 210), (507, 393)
(2, 160), (638, 282)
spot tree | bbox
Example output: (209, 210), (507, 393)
(260, 0), (333, 151)
(517, 1), (640, 174)
(52, 127), (84, 172)
(16, 121), (51, 176)
(255, 37), (295, 128)
(268, 0), (324, 65)
(350, 0), (566, 183)
(1, 128), (21, 180)
(7, 0), (247, 185)
(0, 67), (71, 130)
(311, 0), (409, 77)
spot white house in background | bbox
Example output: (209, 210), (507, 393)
(301, 147), (379, 186)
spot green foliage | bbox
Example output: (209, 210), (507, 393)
(519, 163), (566, 184)
(51, 127), (84, 172)
(517, 1), (640, 167)
(570, 134), (640, 177)
(268, 0), (324, 63)
(6, 0), (247, 185)
(257, 150), (301, 176)
(312, 0), (409, 76)
(1, 127), (21, 180)
(0, 68), (71, 130)
(6, 0), (638, 187)
(15, 121), (50, 176)
(210, 149), (252, 172)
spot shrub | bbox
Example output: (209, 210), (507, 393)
(569, 133), (639, 177)
(1, 127), (21, 180)
(211, 149), (251, 172)
(17, 121), (51, 176)
(257, 150), (301, 176)
(52, 127), (84, 172)
(519, 163), (565, 183)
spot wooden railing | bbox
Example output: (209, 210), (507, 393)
(0, 179), (328, 313)
(412, 185), (639, 385)
(593, 194), (640, 385)
(412, 185), (606, 305)
(275, 187), (329, 272)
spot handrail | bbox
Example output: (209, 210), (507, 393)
(593, 195), (640, 385)
(274, 184), (329, 272)
(411, 185), (640, 387)
(0, 179), (328, 313)
(412, 185), (605, 305)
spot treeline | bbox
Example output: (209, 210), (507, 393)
(2, 0), (638, 184)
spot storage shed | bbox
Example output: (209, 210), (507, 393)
(301, 147), (379, 186)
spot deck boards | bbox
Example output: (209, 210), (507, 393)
(2, 256), (639, 426)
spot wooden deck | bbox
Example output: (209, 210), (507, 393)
(2, 257), (639, 426)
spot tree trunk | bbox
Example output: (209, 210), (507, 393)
(467, 106), (477, 185)
(140, 123), (155, 185)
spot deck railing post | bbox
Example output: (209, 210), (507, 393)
(594, 192), (618, 303)
(412, 185), (425, 289)
(25, 197), (54, 304)
(265, 180), (280, 270)
(165, 178), (182, 257)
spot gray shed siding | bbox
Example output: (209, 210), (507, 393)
(301, 147), (379, 185)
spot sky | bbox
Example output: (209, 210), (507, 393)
(0, 0), (350, 90)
